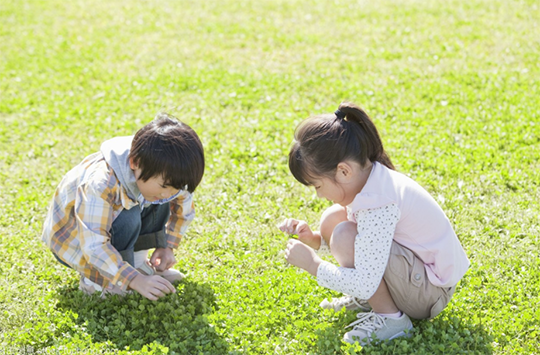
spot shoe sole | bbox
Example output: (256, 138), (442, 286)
(344, 326), (413, 345)
(388, 329), (413, 341)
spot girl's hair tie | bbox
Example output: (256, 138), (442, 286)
(334, 109), (346, 120)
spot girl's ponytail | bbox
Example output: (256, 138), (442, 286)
(337, 102), (394, 170)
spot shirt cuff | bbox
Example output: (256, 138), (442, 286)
(316, 260), (338, 288)
(165, 231), (182, 249)
(110, 263), (139, 291)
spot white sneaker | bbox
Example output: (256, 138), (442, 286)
(320, 295), (372, 312)
(343, 311), (413, 345)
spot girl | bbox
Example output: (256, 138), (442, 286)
(278, 102), (469, 345)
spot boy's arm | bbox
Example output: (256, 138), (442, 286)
(75, 181), (138, 291)
(164, 191), (195, 249)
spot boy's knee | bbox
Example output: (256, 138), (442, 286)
(110, 207), (142, 245)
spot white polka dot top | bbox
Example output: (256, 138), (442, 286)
(317, 204), (400, 300)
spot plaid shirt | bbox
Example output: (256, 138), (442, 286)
(41, 152), (195, 291)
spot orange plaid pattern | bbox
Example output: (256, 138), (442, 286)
(42, 152), (195, 291)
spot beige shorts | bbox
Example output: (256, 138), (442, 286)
(383, 242), (456, 320)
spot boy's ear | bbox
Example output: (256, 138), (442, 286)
(129, 157), (138, 170)
(335, 162), (353, 183)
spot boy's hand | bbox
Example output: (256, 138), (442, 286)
(150, 247), (176, 272)
(129, 274), (176, 301)
(285, 239), (322, 276)
(278, 219), (320, 249)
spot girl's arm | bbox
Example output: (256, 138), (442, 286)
(316, 204), (400, 300)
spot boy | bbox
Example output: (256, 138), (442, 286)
(42, 113), (205, 301)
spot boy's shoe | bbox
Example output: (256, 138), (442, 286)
(343, 311), (413, 345)
(320, 295), (372, 312)
(79, 277), (131, 298)
(137, 261), (185, 283)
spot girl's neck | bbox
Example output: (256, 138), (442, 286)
(353, 161), (373, 194)
(336, 160), (373, 206)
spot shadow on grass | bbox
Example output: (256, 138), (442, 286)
(55, 279), (230, 354)
(312, 312), (493, 355)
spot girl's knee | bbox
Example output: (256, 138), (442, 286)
(329, 221), (357, 267)
(320, 204), (348, 240)
(330, 222), (357, 245)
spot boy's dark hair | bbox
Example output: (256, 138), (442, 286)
(129, 113), (204, 193)
(289, 102), (394, 186)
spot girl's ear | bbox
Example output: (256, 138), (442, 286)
(335, 162), (353, 183)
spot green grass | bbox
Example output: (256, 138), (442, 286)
(1, 0), (539, 353)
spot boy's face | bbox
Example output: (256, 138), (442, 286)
(130, 160), (179, 202)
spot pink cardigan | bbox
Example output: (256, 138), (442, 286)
(346, 162), (469, 287)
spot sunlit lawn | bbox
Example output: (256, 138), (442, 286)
(0, 0), (539, 353)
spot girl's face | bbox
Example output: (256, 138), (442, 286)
(310, 177), (354, 206)
(309, 160), (371, 206)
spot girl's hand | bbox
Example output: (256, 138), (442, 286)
(278, 219), (321, 249)
(285, 239), (322, 276)
(129, 274), (176, 301)
(150, 247), (176, 272)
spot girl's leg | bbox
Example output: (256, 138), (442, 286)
(318, 205), (373, 312)
(366, 279), (399, 314)
(329, 225), (415, 344)
(383, 242), (454, 319)
(319, 204), (348, 246)
(329, 220), (399, 314)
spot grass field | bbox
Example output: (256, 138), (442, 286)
(1, 0), (539, 354)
